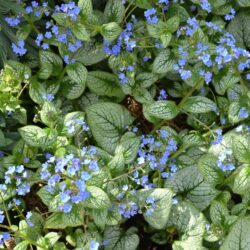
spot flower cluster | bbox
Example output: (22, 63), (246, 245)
(40, 147), (102, 213)
(0, 165), (30, 196)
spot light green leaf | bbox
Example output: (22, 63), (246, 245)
(169, 201), (206, 249)
(61, 76), (86, 100)
(128, 0), (153, 9)
(237, 0), (250, 7)
(165, 16), (180, 33)
(210, 201), (229, 225)
(18, 125), (44, 147)
(13, 241), (29, 250)
(72, 23), (90, 41)
(232, 136), (250, 163)
(182, 96), (215, 113)
(45, 206), (83, 229)
(165, 166), (218, 210)
(85, 186), (111, 209)
(115, 132), (140, 164)
(152, 49), (175, 74)
(147, 100), (179, 120)
(66, 62), (87, 85)
(101, 22), (122, 42)
(137, 188), (173, 229)
(228, 101), (244, 123)
(19, 125), (56, 148)
(233, 166), (250, 194)
(91, 209), (108, 229)
(221, 217), (250, 250)
(198, 154), (224, 185)
(87, 71), (124, 98)
(74, 40), (107, 66)
(213, 70), (240, 95)
(78, 0), (93, 15)
(104, 226), (139, 250)
(227, 11), (250, 49)
(86, 102), (134, 153)
(39, 51), (63, 79)
(160, 33), (172, 48)
(40, 102), (58, 127)
(104, 0), (125, 24)
(136, 72), (158, 88)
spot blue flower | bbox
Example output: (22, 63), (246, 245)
(12, 40), (27, 56)
(225, 8), (235, 21)
(0, 210), (5, 224)
(239, 107), (249, 119)
(212, 129), (223, 145)
(26, 211), (34, 227)
(62, 203), (72, 213)
(200, 0), (211, 13)
(90, 241), (100, 250)
(144, 8), (159, 24)
(5, 17), (20, 27)
(158, 89), (168, 100)
(118, 73), (129, 84)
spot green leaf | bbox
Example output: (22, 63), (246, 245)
(160, 33), (172, 48)
(87, 71), (124, 98)
(13, 241), (29, 250)
(228, 101), (244, 123)
(29, 79), (46, 105)
(182, 96), (215, 113)
(16, 24), (32, 40)
(128, 0), (153, 8)
(101, 22), (122, 42)
(132, 87), (154, 104)
(18, 125), (44, 147)
(198, 154), (224, 185)
(137, 188), (173, 229)
(115, 132), (141, 164)
(165, 166), (218, 210)
(74, 40), (107, 66)
(104, 0), (125, 24)
(104, 226), (139, 250)
(39, 51), (63, 79)
(61, 76), (86, 100)
(221, 217), (250, 250)
(168, 4), (189, 22)
(45, 206), (84, 229)
(152, 49), (175, 74)
(165, 16), (180, 33)
(210, 201), (229, 225)
(227, 11), (250, 49)
(85, 186), (111, 209)
(233, 166), (250, 194)
(136, 72), (158, 88)
(52, 13), (67, 26)
(78, 0), (93, 16)
(19, 126), (56, 148)
(40, 102), (58, 127)
(13, 107), (27, 125)
(91, 209), (108, 229)
(168, 201), (206, 248)
(66, 62), (87, 85)
(86, 102), (134, 153)
(232, 135), (250, 163)
(237, 0), (250, 7)
(147, 100), (179, 120)
(72, 23), (90, 41)
(213, 70), (240, 95)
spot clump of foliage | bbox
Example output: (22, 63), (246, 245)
(0, 0), (250, 249)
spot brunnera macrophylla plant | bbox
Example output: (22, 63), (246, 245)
(0, 0), (250, 249)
